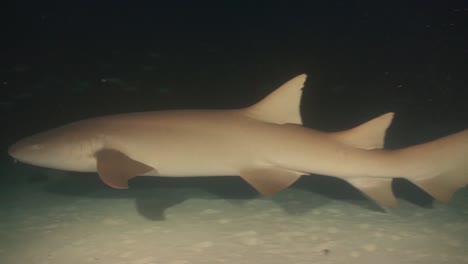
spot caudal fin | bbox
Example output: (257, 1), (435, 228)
(399, 129), (468, 203)
(343, 129), (468, 208)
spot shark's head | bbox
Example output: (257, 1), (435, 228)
(8, 125), (101, 172)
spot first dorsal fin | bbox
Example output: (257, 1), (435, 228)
(243, 74), (307, 125)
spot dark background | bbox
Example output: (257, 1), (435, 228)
(2, 0), (467, 158)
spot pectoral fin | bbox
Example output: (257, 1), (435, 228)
(240, 168), (303, 196)
(95, 149), (155, 189)
(347, 177), (397, 208)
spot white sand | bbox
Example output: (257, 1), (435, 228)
(1, 166), (467, 264)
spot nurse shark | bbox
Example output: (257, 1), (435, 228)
(8, 74), (468, 208)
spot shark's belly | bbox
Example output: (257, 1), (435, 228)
(143, 148), (252, 177)
(113, 131), (261, 178)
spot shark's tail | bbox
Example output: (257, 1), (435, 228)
(330, 115), (468, 208)
(394, 129), (468, 204)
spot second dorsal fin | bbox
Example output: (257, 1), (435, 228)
(329, 112), (394, 149)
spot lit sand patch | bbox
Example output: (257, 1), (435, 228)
(129, 256), (157, 264)
(190, 241), (214, 253)
(101, 218), (128, 226)
(1, 175), (468, 264)
(327, 227), (339, 234)
(226, 228), (251, 235)
(168, 260), (191, 264)
(240, 237), (262, 246)
(373, 231), (384, 237)
(217, 218), (232, 224)
(358, 223), (371, 229)
(362, 243), (377, 252)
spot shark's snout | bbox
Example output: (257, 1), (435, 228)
(8, 138), (44, 163)
(8, 131), (97, 172)
(8, 142), (22, 160)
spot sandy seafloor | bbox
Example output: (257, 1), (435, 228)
(1, 162), (467, 264)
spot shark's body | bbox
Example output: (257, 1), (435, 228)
(8, 74), (468, 208)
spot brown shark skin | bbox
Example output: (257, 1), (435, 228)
(8, 74), (468, 208)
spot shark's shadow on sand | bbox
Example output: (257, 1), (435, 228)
(38, 168), (434, 221)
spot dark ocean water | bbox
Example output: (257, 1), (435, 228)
(3, 2), (467, 151)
